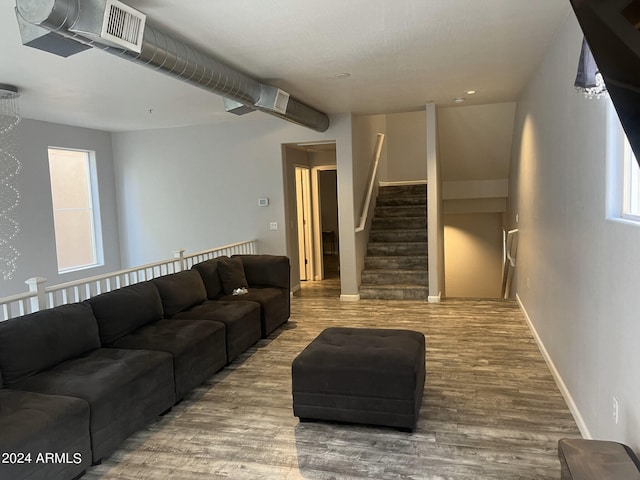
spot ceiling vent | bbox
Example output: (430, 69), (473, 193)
(101, 0), (145, 52)
(273, 89), (290, 114)
(256, 85), (290, 115)
(69, 0), (145, 53)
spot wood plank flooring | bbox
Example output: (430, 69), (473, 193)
(83, 276), (580, 479)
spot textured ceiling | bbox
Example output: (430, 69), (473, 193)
(0, 0), (570, 131)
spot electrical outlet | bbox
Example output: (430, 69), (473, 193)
(613, 396), (619, 424)
(269, 222), (278, 231)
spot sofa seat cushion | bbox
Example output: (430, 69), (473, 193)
(12, 348), (175, 463)
(0, 389), (91, 480)
(109, 319), (227, 401)
(87, 282), (163, 344)
(172, 301), (261, 364)
(0, 303), (100, 387)
(219, 287), (290, 337)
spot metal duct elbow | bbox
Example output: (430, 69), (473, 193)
(17, 0), (79, 31)
(15, 0), (330, 132)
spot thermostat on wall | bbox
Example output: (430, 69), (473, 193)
(258, 197), (269, 207)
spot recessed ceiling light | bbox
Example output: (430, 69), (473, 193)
(453, 97), (465, 104)
(334, 73), (351, 78)
(466, 90), (477, 95)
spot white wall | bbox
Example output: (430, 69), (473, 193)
(350, 114), (387, 298)
(0, 119), (120, 297)
(508, 12), (640, 448)
(112, 115), (342, 263)
(111, 113), (360, 294)
(310, 150), (336, 168)
(444, 213), (503, 298)
(383, 111), (426, 183)
(439, 103), (516, 181)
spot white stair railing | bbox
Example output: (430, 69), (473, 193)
(501, 229), (518, 299)
(178, 240), (258, 270)
(0, 289), (39, 321)
(355, 133), (385, 233)
(0, 240), (257, 321)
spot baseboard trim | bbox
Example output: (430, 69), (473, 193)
(428, 294), (441, 303)
(516, 293), (591, 439)
(340, 294), (360, 302)
(379, 180), (427, 187)
(290, 284), (301, 296)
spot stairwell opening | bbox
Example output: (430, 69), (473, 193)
(360, 183), (429, 300)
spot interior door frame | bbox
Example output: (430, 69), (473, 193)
(311, 165), (338, 280)
(295, 165), (313, 281)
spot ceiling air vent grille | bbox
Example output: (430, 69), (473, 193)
(256, 85), (290, 114)
(101, 0), (145, 53)
(273, 89), (290, 114)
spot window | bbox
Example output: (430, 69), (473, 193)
(622, 135), (640, 220)
(607, 99), (640, 223)
(48, 148), (103, 273)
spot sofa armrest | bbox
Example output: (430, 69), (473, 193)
(234, 255), (290, 290)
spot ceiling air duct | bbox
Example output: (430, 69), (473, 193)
(15, 0), (330, 132)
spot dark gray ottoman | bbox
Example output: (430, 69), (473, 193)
(292, 327), (426, 431)
(558, 438), (640, 479)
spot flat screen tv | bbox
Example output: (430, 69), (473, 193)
(570, 0), (640, 166)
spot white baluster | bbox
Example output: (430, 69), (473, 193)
(25, 277), (47, 313)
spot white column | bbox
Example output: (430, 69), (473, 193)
(25, 276), (47, 312)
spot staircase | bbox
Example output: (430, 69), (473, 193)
(360, 184), (428, 300)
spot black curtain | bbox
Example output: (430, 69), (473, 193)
(574, 37), (607, 98)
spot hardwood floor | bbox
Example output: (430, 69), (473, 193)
(84, 278), (580, 479)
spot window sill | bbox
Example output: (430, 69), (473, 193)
(58, 263), (104, 275)
(607, 216), (640, 227)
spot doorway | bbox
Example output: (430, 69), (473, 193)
(295, 166), (313, 281)
(283, 142), (338, 292)
(312, 167), (339, 280)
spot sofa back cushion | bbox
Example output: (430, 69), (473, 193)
(192, 258), (223, 299)
(0, 303), (100, 387)
(216, 256), (250, 295)
(88, 282), (163, 344)
(235, 255), (290, 290)
(151, 270), (207, 317)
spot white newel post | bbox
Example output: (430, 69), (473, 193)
(25, 277), (47, 312)
(173, 249), (186, 272)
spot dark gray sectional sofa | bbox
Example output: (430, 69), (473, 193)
(193, 254), (291, 338)
(0, 254), (290, 480)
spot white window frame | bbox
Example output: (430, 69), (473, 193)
(622, 135), (640, 222)
(48, 147), (105, 274)
(606, 99), (640, 224)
